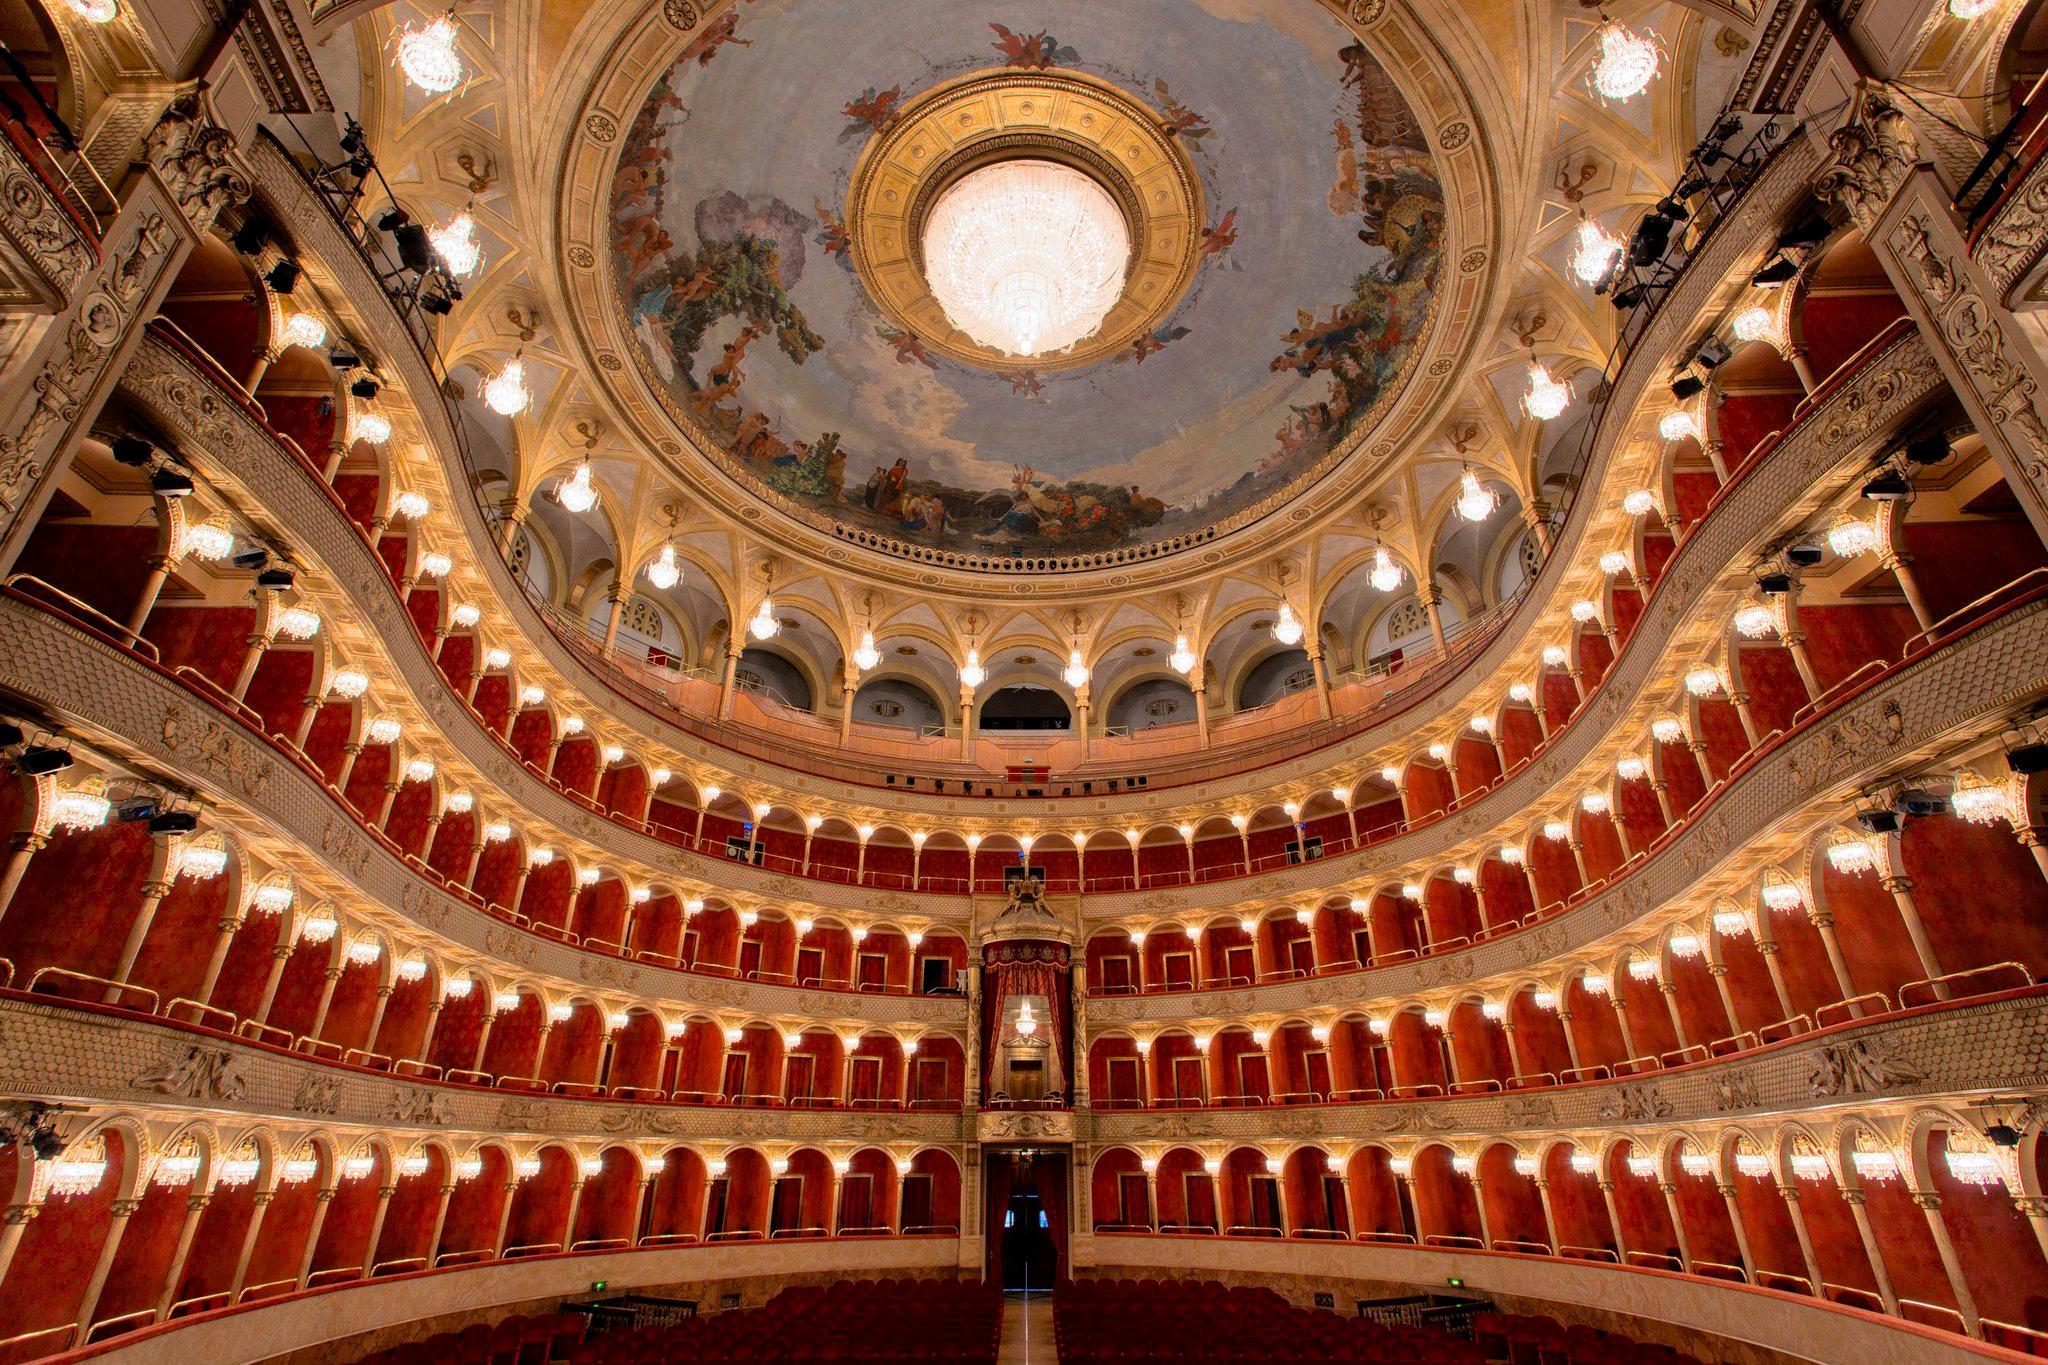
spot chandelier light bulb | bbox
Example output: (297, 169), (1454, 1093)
(960, 648), (986, 689)
(64, 0), (118, 22)
(397, 13), (465, 94)
(853, 630), (880, 671)
(1271, 603), (1304, 646)
(646, 543), (680, 590)
(1589, 18), (1662, 103)
(922, 160), (1129, 357)
(1169, 633), (1196, 674)
(555, 459), (598, 514)
(1731, 305), (1777, 345)
(1658, 410), (1699, 443)
(429, 211), (482, 278)
(1063, 648), (1090, 689)
(749, 598), (780, 640)
(1569, 216), (1624, 285)
(1949, 0), (1999, 16)
(1456, 468), (1500, 521)
(1522, 361), (1571, 421)
(484, 358), (532, 416)
(1826, 515), (1878, 558)
(1369, 546), (1404, 592)
(281, 313), (327, 349)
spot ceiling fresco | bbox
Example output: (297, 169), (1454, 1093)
(609, 0), (1445, 559)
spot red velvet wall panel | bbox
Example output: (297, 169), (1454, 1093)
(1800, 293), (1907, 381)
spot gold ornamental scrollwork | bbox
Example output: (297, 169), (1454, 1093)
(846, 68), (1204, 374)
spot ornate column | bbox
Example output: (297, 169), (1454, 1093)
(1878, 868), (1946, 989)
(1717, 1183), (1756, 1281)
(1843, 1188), (1899, 1314)
(600, 581), (629, 656)
(1659, 981), (1691, 1051)
(227, 1188), (270, 1300)
(1804, 906), (1864, 1014)
(1658, 1182), (1693, 1272)
(718, 637), (744, 720)
(107, 869), (176, 999)
(72, 1196), (141, 1335)
(154, 1190), (209, 1319)
(304, 965), (345, 1042)
(0, 91), (248, 575)
(1819, 90), (2048, 545)
(0, 831), (49, 929)
(1708, 962), (1743, 1040)
(357, 1183), (397, 1277)
(1913, 1191), (1981, 1334)
(1419, 585), (1447, 652)
(1533, 1179), (1560, 1253)
(1752, 937), (1799, 1024)
(293, 1187), (336, 1290)
(1596, 1179), (1628, 1262)
(1776, 1183), (1825, 1291)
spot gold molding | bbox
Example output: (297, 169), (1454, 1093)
(845, 67), (1205, 374)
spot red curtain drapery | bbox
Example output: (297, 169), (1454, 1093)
(981, 941), (1071, 1100)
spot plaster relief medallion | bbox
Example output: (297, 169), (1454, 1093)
(586, 113), (620, 143)
(662, 0), (699, 29)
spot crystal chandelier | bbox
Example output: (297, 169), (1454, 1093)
(1063, 648), (1091, 689)
(960, 649), (986, 688)
(1732, 599), (1777, 638)
(1826, 515), (1878, 557)
(1713, 906), (1750, 937)
(1761, 873), (1803, 912)
(922, 160), (1130, 357)
(1271, 604), (1303, 646)
(44, 1144), (108, 1198)
(1658, 410), (1698, 442)
(646, 543), (680, 590)
(1522, 361), (1571, 421)
(853, 630), (881, 671)
(397, 13), (465, 95)
(749, 598), (780, 640)
(1651, 716), (1684, 743)
(252, 879), (294, 915)
(52, 783), (111, 831)
(352, 410), (392, 445)
(1731, 304), (1777, 344)
(1668, 932), (1701, 959)
(452, 1155), (484, 1181)
(281, 313), (327, 349)
(1569, 216), (1623, 286)
(392, 489), (430, 520)
(1683, 668), (1721, 696)
(177, 842), (228, 880)
(1951, 771), (2013, 825)
(179, 520), (234, 562)
(1944, 1141), (2003, 1188)
(1790, 1151), (1830, 1182)
(1370, 546), (1404, 592)
(418, 552), (452, 579)
(1734, 1151), (1770, 1179)
(555, 459), (598, 513)
(1679, 1152), (1712, 1178)
(1949, 0), (1998, 19)
(64, 0), (118, 23)
(1826, 830), (1876, 875)
(1852, 1147), (1899, 1183)
(1588, 18), (1661, 103)
(1622, 489), (1658, 518)
(430, 210), (482, 277)
(1169, 634), (1195, 674)
(484, 357), (532, 416)
(1014, 1000), (1039, 1036)
(1456, 469), (1498, 522)
(275, 606), (320, 640)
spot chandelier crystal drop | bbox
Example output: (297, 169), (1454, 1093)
(1522, 362), (1571, 421)
(275, 606), (320, 640)
(1761, 875), (1803, 912)
(392, 489), (430, 520)
(1713, 906), (1751, 937)
(1622, 489), (1658, 518)
(1271, 603), (1304, 646)
(1370, 546), (1404, 592)
(1589, 18), (1662, 103)
(418, 552), (452, 579)
(1945, 1142), (2003, 1187)
(1827, 828), (1877, 875)
(45, 1152), (108, 1198)
(1569, 216), (1624, 286)
(1827, 515), (1879, 557)
(178, 843), (228, 880)
(397, 13), (465, 95)
(1456, 469), (1499, 522)
(52, 783), (111, 831)
(922, 160), (1130, 357)
(646, 543), (680, 590)
(1658, 410), (1699, 443)
(179, 520), (234, 562)
(748, 597), (780, 640)
(853, 630), (881, 671)
(555, 459), (598, 514)
(960, 648), (986, 689)
(484, 358), (532, 416)
(1852, 1148), (1900, 1183)
(1169, 633), (1196, 674)
(429, 210), (482, 278)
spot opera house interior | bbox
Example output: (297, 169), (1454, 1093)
(4, 0), (2048, 1358)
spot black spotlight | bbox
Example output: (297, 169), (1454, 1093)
(420, 291), (454, 316)
(376, 207), (411, 232)
(16, 746), (73, 777)
(1777, 213), (1832, 251)
(1628, 214), (1673, 267)
(1750, 255), (1799, 286)
(111, 435), (155, 467)
(340, 122), (367, 156)
(1670, 375), (1705, 401)
(1655, 193), (1693, 221)
(148, 810), (200, 835)
(1861, 469), (1913, 501)
(230, 546), (270, 571)
(264, 261), (301, 294)
(0, 723), (22, 750)
(350, 375), (380, 400)
(231, 220), (270, 255)
(1693, 336), (1733, 370)
(150, 467), (194, 497)
(256, 566), (296, 591)
(1755, 571), (1792, 596)
(1905, 432), (1951, 465)
(395, 222), (433, 274)
(1610, 283), (1646, 310)
(1853, 808), (1901, 835)
(1987, 1123), (2023, 1147)
(1785, 544), (1823, 569)
(2007, 741), (2048, 775)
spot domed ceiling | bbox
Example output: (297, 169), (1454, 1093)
(606, 0), (1445, 561)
